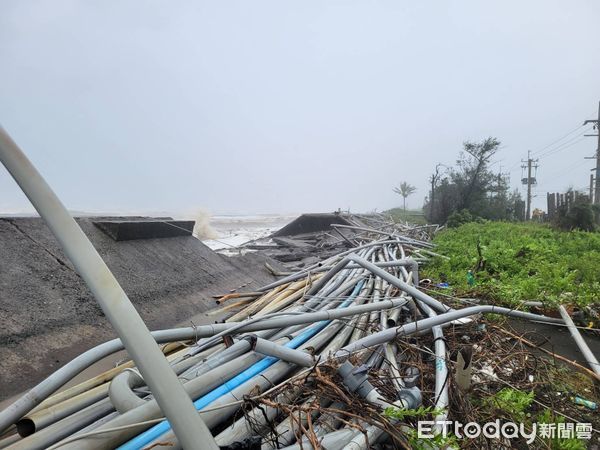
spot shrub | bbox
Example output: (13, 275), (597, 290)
(555, 195), (595, 231)
(482, 388), (534, 422)
(447, 209), (477, 228)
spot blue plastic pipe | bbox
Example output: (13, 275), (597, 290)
(119, 280), (366, 449)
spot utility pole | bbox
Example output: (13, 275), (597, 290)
(590, 174), (595, 204)
(521, 151), (538, 220)
(526, 155), (533, 220)
(583, 101), (600, 204)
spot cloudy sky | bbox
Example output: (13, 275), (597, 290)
(1, 1), (599, 216)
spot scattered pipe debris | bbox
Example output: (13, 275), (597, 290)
(1, 210), (583, 450)
(1, 127), (599, 449)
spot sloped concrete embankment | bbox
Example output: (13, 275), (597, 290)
(0, 217), (278, 399)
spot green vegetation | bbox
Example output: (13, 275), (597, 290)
(386, 208), (428, 225)
(478, 389), (587, 449)
(384, 405), (444, 421)
(446, 209), (484, 228)
(482, 388), (535, 422)
(555, 193), (599, 232)
(537, 409), (587, 450)
(404, 428), (458, 449)
(425, 221), (600, 306)
(384, 406), (458, 448)
(424, 137), (525, 224)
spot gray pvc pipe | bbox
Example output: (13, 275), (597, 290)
(296, 349), (379, 448)
(147, 316), (351, 449)
(8, 399), (114, 450)
(261, 396), (325, 449)
(303, 256), (357, 298)
(252, 337), (315, 367)
(280, 260), (418, 276)
(108, 371), (146, 414)
(27, 351), (270, 450)
(331, 224), (435, 249)
(346, 255), (445, 312)
(278, 428), (358, 450)
(0, 432), (21, 448)
(417, 302), (448, 434)
(220, 307), (377, 448)
(260, 288), (377, 449)
(334, 376), (420, 450)
(270, 274), (371, 342)
(178, 338), (253, 380)
(311, 401), (346, 438)
(229, 274), (359, 345)
(0, 295), (408, 431)
(57, 351), (264, 450)
(168, 344), (224, 378)
(0, 126), (215, 449)
(274, 260), (417, 278)
(340, 425), (386, 450)
(17, 345), (222, 439)
(104, 340), (258, 439)
(338, 305), (562, 358)
(320, 289), (389, 357)
(257, 240), (403, 292)
(16, 384), (108, 437)
(183, 306), (375, 450)
(558, 305), (600, 377)
(8, 265), (368, 439)
(215, 388), (303, 447)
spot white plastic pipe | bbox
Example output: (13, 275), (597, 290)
(558, 305), (600, 377)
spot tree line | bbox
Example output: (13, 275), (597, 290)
(394, 137), (525, 226)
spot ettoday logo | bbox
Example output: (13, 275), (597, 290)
(418, 420), (592, 444)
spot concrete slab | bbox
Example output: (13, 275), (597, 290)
(93, 219), (194, 241)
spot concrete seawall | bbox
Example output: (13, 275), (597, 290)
(0, 216), (279, 399)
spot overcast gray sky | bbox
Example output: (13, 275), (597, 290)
(1, 1), (600, 216)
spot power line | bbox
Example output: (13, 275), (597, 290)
(530, 123), (587, 157)
(536, 133), (589, 160)
(529, 110), (597, 157)
(539, 159), (589, 182)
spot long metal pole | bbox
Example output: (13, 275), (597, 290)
(0, 126), (216, 449)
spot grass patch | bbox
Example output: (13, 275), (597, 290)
(386, 208), (428, 225)
(424, 222), (600, 307)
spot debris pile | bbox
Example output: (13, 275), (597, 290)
(3, 216), (595, 450)
(2, 119), (598, 450)
(234, 212), (442, 270)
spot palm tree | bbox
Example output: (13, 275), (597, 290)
(393, 182), (417, 212)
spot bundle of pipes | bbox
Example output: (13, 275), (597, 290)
(0, 238), (564, 450)
(234, 212), (439, 268)
(0, 128), (585, 450)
